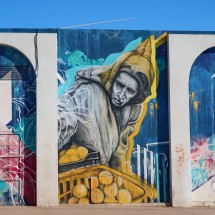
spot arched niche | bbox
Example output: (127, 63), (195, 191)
(0, 44), (37, 206)
(168, 34), (215, 206)
(189, 47), (215, 200)
(0, 32), (58, 207)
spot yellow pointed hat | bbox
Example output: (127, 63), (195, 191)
(100, 36), (156, 98)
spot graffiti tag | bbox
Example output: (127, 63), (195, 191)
(176, 144), (185, 174)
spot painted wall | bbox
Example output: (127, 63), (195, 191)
(0, 30), (214, 207)
(168, 34), (215, 207)
(189, 47), (215, 201)
(57, 30), (170, 204)
(0, 45), (36, 206)
(0, 32), (58, 207)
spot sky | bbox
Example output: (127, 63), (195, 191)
(0, 0), (215, 31)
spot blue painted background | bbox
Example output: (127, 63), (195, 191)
(58, 29), (170, 203)
(189, 47), (215, 191)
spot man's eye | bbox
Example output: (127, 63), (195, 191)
(128, 88), (136, 94)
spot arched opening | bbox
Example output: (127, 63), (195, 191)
(0, 45), (36, 206)
(189, 47), (215, 194)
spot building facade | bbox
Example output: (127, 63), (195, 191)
(0, 29), (214, 207)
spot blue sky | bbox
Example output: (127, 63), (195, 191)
(0, 0), (214, 31)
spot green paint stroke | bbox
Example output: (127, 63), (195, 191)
(58, 37), (142, 97)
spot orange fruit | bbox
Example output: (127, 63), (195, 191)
(104, 196), (117, 203)
(99, 171), (113, 185)
(59, 150), (66, 156)
(59, 155), (71, 164)
(77, 146), (88, 159)
(79, 197), (90, 204)
(118, 189), (132, 204)
(91, 188), (104, 204)
(104, 182), (118, 197)
(115, 176), (123, 187)
(90, 176), (99, 189)
(70, 155), (80, 162)
(68, 197), (79, 204)
(66, 148), (78, 156)
(73, 184), (88, 199)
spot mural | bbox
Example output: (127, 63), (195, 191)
(58, 30), (170, 204)
(189, 47), (215, 194)
(0, 46), (36, 205)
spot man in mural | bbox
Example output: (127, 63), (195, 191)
(58, 37), (156, 172)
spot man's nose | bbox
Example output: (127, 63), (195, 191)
(119, 86), (127, 99)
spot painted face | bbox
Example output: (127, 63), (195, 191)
(111, 72), (138, 107)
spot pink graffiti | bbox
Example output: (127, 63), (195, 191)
(191, 138), (215, 174)
(176, 144), (185, 174)
(0, 134), (36, 205)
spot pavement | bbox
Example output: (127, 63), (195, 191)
(0, 205), (215, 215)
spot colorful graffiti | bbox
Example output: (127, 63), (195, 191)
(189, 47), (215, 192)
(0, 46), (36, 205)
(58, 30), (170, 204)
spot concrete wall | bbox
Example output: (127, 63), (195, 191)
(168, 34), (215, 207)
(0, 31), (214, 207)
(0, 33), (58, 206)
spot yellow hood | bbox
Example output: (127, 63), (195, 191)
(99, 36), (156, 93)
(76, 36), (157, 104)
